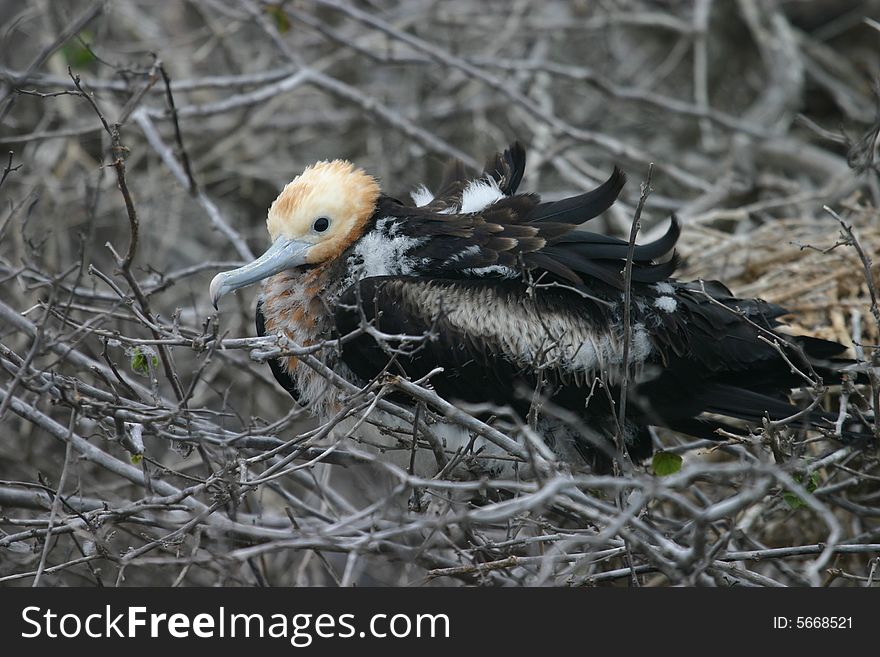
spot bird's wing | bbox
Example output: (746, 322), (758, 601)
(632, 282), (855, 436)
(334, 276), (860, 446)
(334, 276), (617, 411)
(480, 141), (527, 196)
(385, 164), (681, 289)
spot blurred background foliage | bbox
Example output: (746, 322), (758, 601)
(0, 0), (878, 586)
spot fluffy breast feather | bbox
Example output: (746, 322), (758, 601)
(393, 279), (654, 383)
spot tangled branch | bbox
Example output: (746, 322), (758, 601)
(1, 0), (878, 588)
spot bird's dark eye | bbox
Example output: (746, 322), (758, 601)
(312, 217), (330, 233)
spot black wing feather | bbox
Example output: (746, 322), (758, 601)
(333, 276), (867, 467)
(557, 216), (681, 261)
(529, 167), (626, 224)
(482, 141), (527, 195)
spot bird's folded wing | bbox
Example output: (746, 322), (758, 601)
(333, 275), (623, 409)
(334, 276), (864, 442)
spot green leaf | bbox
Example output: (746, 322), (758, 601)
(265, 5), (291, 33)
(129, 347), (158, 377)
(783, 491), (805, 510)
(61, 32), (96, 68)
(130, 453), (143, 465)
(652, 451), (682, 476)
(783, 472), (821, 510)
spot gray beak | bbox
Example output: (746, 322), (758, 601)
(210, 237), (311, 308)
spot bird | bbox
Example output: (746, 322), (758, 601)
(210, 142), (866, 476)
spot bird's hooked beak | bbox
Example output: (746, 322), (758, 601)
(210, 237), (312, 308)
